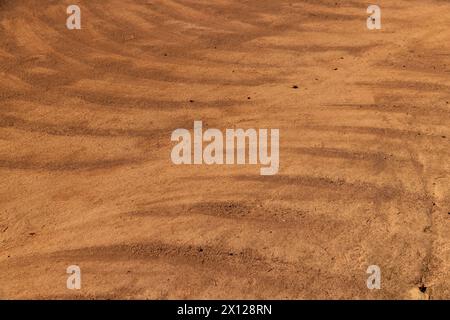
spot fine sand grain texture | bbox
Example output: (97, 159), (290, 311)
(0, 0), (449, 299)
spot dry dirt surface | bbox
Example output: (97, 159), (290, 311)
(0, 0), (449, 299)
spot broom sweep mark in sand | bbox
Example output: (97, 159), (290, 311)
(171, 121), (279, 176)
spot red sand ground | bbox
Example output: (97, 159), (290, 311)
(0, 0), (449, 299)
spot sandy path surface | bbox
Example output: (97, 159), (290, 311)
(0, 0), (449, 299)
